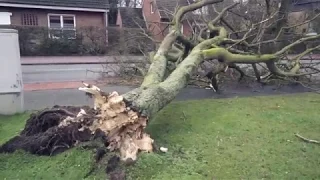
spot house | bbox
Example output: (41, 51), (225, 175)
(0, 0), (110, 39)
(142, 0), (197, 41)
(289, 0), (320, 35)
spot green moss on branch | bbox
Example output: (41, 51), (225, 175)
(202, 48), (277, 63)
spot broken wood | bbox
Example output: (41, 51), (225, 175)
(295, 133), (320, 145)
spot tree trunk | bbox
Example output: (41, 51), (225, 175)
(123, 51), (203, 118)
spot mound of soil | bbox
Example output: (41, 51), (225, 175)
(0, 106), (99, 155)
(1, 105), (127, 179)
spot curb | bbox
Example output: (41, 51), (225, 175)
(23, 81), (100, 91)
(21, 61), (145, 65)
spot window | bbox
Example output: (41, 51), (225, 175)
(0, 12), (12, 25)
(306, 22), (318, 36)
(48, 14), (76, 39)
(151, 2), (154, 14)
(21, 13), (38, 26)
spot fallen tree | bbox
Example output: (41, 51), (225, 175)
(1, 0), (320, 166)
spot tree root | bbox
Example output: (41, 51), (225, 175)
(295, 133), (320, 145)
(1, 83), (154, 164)
(0, 106), (95, 155)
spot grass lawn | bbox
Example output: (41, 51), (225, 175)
(0, 93), (319, 180)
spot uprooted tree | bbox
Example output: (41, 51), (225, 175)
(1, 0), (320, 163)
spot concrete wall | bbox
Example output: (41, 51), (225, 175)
(0, 28), (24, 115)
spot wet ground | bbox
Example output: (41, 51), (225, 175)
(24, 81), (316, 111)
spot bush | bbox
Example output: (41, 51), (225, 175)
(8, 26), (154, 56)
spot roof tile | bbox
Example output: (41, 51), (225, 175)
(0, 0), (109, 9)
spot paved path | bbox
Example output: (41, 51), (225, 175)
(22, 64), (105, 84)
(21, 56), (145, 65)
(24, 84), (311, 111)
(20, 55), (320, 65)
(19, 55), (317, 110)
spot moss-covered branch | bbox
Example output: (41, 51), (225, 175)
(202, 47), (277, 63)
(141, 0), (224, 87)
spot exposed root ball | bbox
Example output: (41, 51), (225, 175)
(0, 106), (95, 155)
(1, 83), (154, 163)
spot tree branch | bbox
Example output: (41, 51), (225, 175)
(202, 47), (277, 63)
(142, 0), (224, 87)
(210, 2), (239, 25)
(275, 34), (320, 56)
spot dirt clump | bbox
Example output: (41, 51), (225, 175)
(0, 106), (98, 155)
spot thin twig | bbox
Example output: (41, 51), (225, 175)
(295, 133), (320, 144)
(182, 111), (187, 122)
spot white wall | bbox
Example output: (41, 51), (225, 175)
(0, 12), (12, 25)
(0, 29), (24, 115)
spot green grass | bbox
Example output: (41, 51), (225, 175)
(0, 113), (30, 145)
(1, 93), (320, 180)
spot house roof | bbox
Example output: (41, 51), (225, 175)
(118, 7), (146, 28)
(291, 0), (320, 11)
(294, 0), (320, 4)
(0, 0), (109, 10)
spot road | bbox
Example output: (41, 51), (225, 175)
(20, 63), (314, 111)
(21, 66), (312, 111)
(22, 64), (107, 83)
(22, 60), (320, 84)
